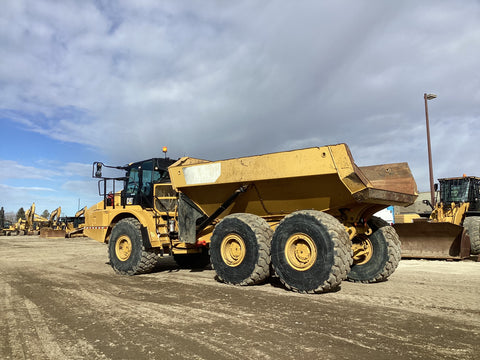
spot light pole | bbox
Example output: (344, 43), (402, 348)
(424, 93), (437, 208)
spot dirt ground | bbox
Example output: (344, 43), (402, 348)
(1, 235), (479, 360)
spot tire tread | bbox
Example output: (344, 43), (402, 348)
(109, 218), (158, 276)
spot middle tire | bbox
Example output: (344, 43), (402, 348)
(271, 210), (352, 294)
(210, 213), (273, 286)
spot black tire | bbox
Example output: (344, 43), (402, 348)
(210, 213), (272, 286)
(368, 216), (389, 232)
(464, 217), (480, 255)
(108, 218), (158, 275)
(173, 248), (211, 269)
(271, 210), (352, 294)
(347, 217), (401, 283)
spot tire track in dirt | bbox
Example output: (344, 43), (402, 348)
(1, 281), (26, 360)
(2, 236), (480, 359)
(23, 298), (67, 359)
(1, 276), (109, 360)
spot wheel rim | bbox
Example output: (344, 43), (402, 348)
(284, 233), (317, 271)
(220, 234), (246, 267)
(351, 236), (373, 265)
(115, 235), (132, 261)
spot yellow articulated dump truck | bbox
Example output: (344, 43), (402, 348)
(84, 144), (417, 293)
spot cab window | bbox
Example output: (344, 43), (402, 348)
(126, 168), (140, 196)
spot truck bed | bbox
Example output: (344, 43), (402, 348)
(168, 143), (417, 220)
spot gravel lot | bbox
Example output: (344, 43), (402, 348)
(1, 235), (479, 359)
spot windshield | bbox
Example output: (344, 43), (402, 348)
(440, 178), (471, 203)
(126, 167), (140, 196)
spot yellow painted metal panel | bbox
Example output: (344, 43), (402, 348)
(168, 143), (417, 223)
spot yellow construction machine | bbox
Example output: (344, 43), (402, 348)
(84, 144), (417, 293)
(4, 203), (36, 235)
(38, 207), (67, 237)
(64, 207), (86, 238)
(394, 176), (480, 259)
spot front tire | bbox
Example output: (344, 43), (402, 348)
(271, 210), (352, 294)
(210, 213), (272, 286)
(108, 218), (158, 275)
(347, 217), (401, 283)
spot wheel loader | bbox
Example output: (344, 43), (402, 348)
(84, 143), (417, 293)
(394, 176), (480, 259)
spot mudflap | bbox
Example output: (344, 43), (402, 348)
(39, 228), (67, 238)
(393, 222), (470, 260)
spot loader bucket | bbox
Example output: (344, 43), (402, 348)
(393, 222), (470, 259)
(39, 228), (67, 238)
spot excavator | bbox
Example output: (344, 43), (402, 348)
(394, 176), (480, 259)
(38, 206), (67, 237)
(4, 203), (36, 236)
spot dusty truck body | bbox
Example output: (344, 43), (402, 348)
(84, 144), (417, 293)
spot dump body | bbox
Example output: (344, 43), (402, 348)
(168, 143), (417, 225)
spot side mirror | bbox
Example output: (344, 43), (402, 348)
(422, 199), (434, 210)
(95, 163), (103, 178)
(434, 183), (438, 191)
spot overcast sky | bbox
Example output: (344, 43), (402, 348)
(1, 0), (479, 216)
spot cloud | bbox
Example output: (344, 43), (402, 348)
(0, 160), (59, 180)
(61, 162), (93, 177)
(0, 184), (55, 192)
(1, 0), (479, 194)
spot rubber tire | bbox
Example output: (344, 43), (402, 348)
(368, 216), (389, 232)
(210, 213), (272, 286)
(108, 218), (158, 275)
(347, 217), (401, 283)
(173, 248), (211, 269)
(464, 217), (480, 255)
(271, 210), (352, 294)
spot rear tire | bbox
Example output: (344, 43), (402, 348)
(464, 217), (480, 255)
(108, 218), (158, 275)
(271, 210), (352, 294)
(210, 213), (272, 286)
(347, 217), (401, 283)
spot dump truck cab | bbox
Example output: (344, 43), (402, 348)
(122, 158), (172, 208)
(85, 158), (178, 249)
